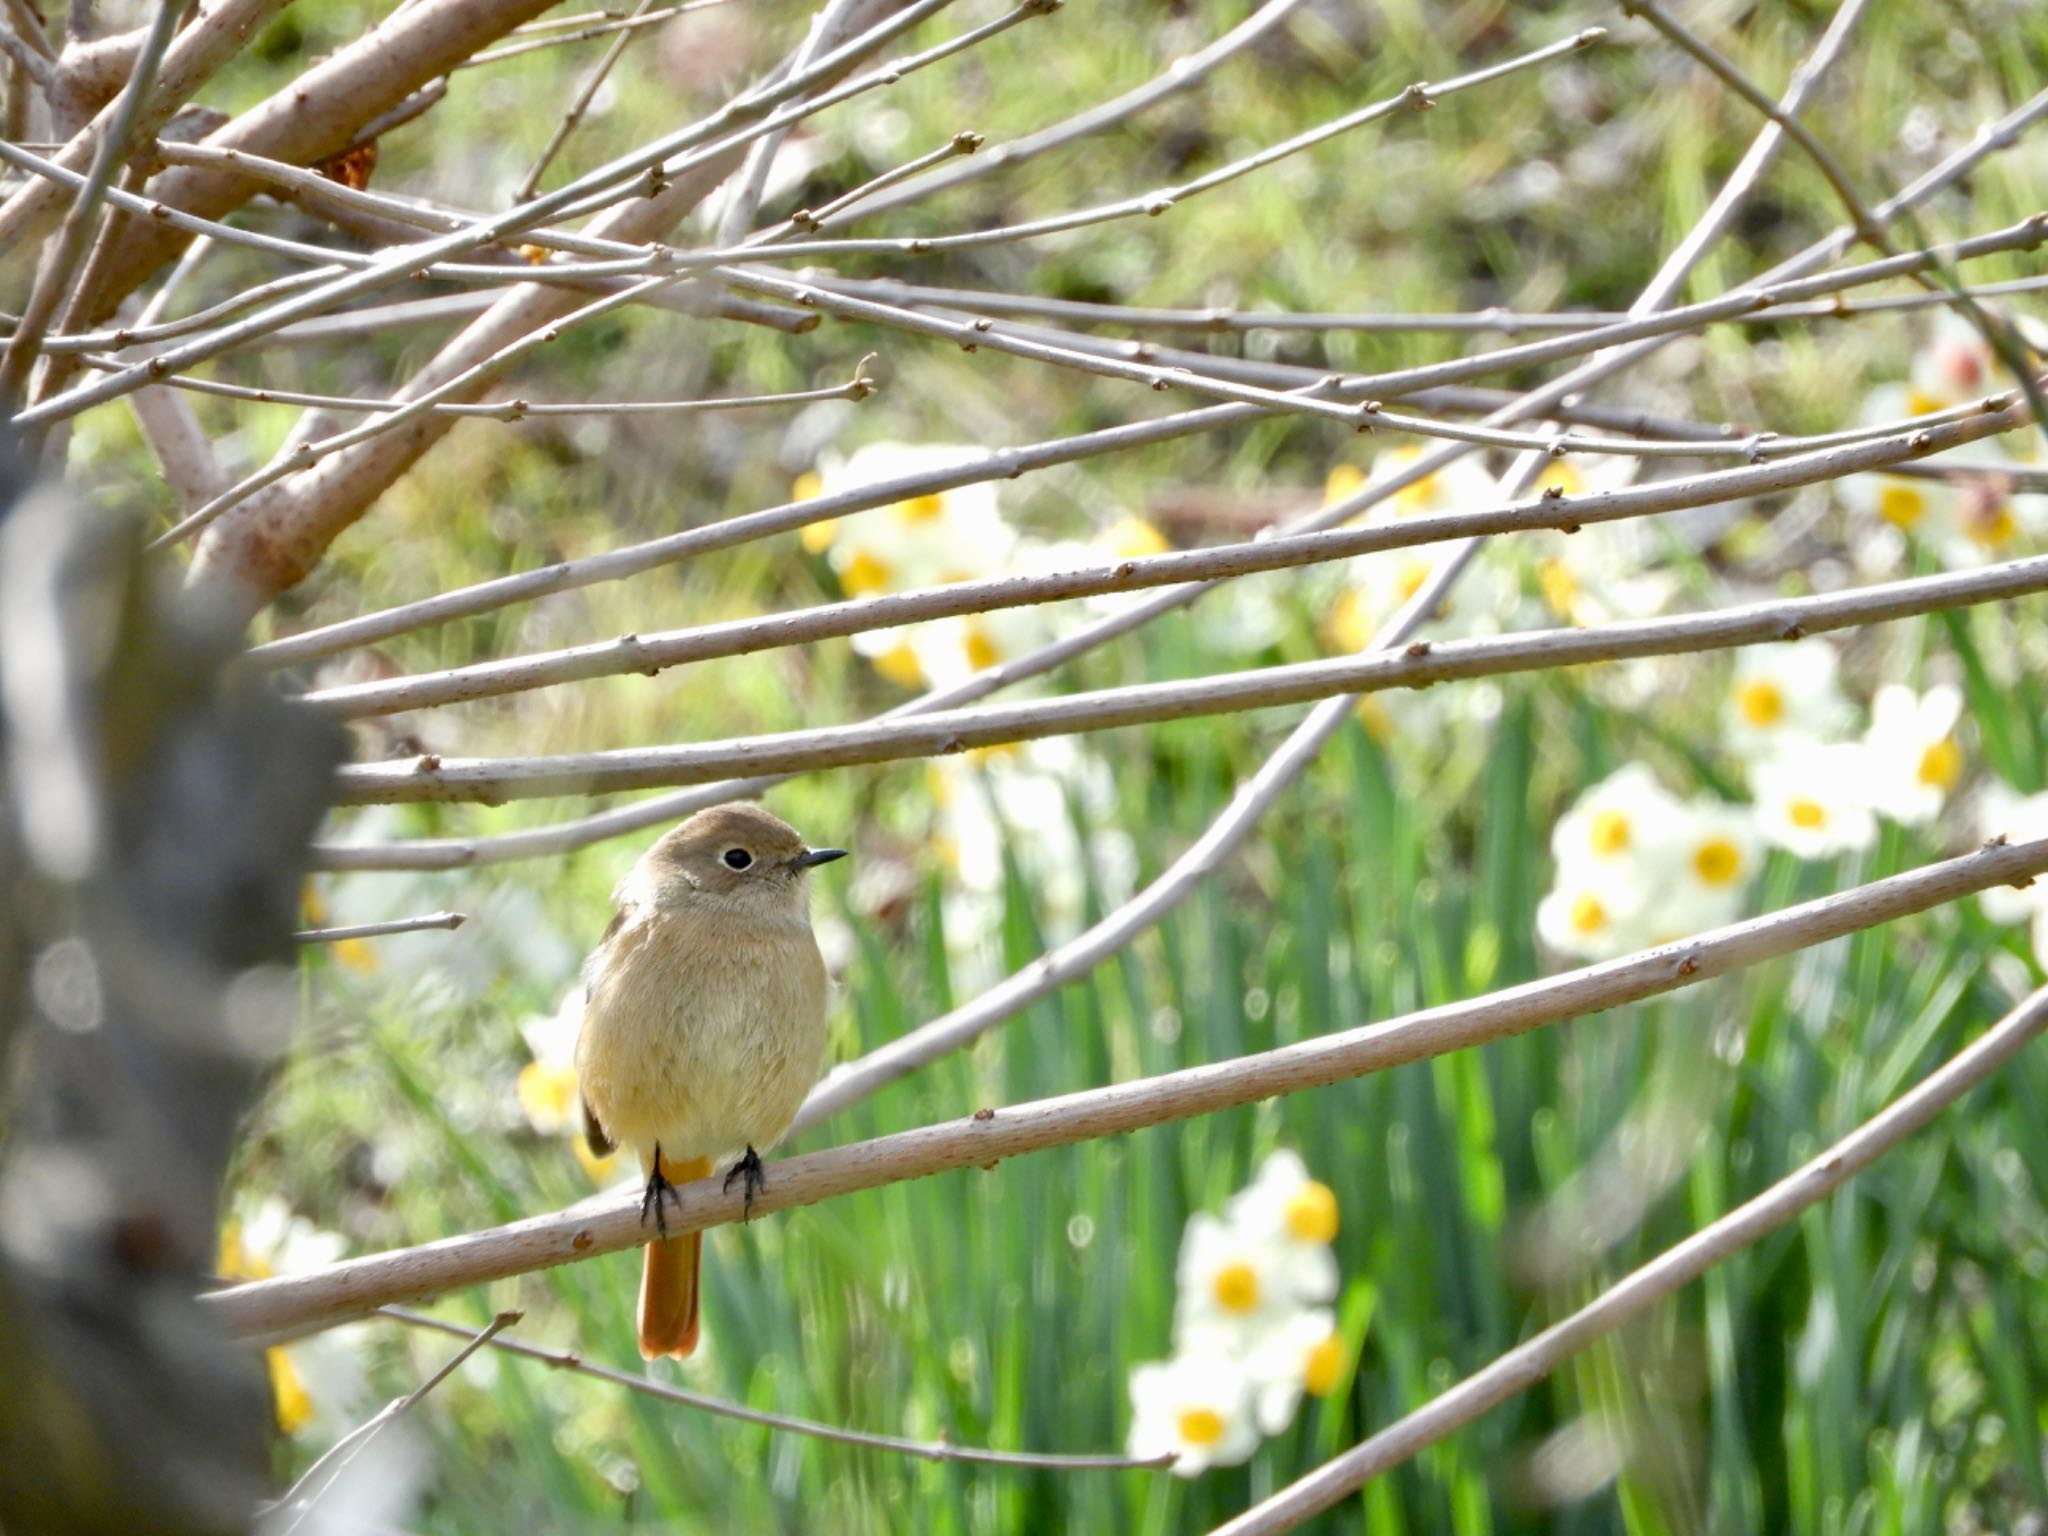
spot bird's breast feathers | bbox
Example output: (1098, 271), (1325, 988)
(575, 903), (829, 1160)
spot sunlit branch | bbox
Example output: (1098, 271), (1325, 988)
(334, 549), (2048, 805)
(299, 397), (2028, 721)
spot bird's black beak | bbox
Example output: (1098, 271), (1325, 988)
(792, 846), (848, 869)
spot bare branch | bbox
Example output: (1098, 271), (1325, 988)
(1211, 982), (2048, 1536)
(335, 546), (2048, 807)
(0, 0), (297, 254)
(202, 835), (2048, 1340)
(0, 0), (179, 412)
(296, 397), (2030, 721)
(1622, 0), (1885, 247)
(378, 1306), (1173, 1470)
(292, 912), (465, 944)
(510, 0), (657, 203)
(846, 0), (1311, 223)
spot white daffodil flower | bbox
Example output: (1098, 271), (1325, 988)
(1549, 763), (1687, 875)
(1541, 766), (1761, 956)
(1862, 683), (1965, 826)
(1240, 1308), (1348, 1435)
(1173, 1212), (1303, 1352)
(517, 988), (620, 1183)
(1524, 458), (1679, 629)
(1975, 781), (2048, 968)
(1750, 742), (1880, 859)
(798, 441), (1018, 597)
(1222, 1150), (1339, 1306)
(221, 1200), (370, 1443)
(1535, 859), (1653, 960)
(1723, 639), (1852, 763)
(928, 738), (1135, 987)
(1655, 798), (1764, 939)
(1127, 1348), (1260, 1476)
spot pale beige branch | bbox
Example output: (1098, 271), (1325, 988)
(333, 547), (2048, 806)
(295, 397), (2030, 720)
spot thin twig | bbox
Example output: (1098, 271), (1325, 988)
(1622, 0), (1885, 247)
(292, 912), (466, 944)
(239, 210), (2045, 670)
(268, 1311), (520, 1536)
(845, 0), (1311, 223)
(1210, 983), (2048, 1536)
(464, 0), (746, 68)
(200, 834), (2048, 1340)
(91, 360), (878, 421)
(377, 1305), (1173, 1470)
(512, 0), (657, 203)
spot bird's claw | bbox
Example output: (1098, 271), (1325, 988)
(723, 1144), (766, 1221)
(639, 1148), (683, 1239)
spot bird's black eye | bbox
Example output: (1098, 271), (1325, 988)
(722, 848), (753, 870)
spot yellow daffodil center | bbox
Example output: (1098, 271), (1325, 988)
(1918, 737), (1962, 790)
(791, 470), (824, 502)
(1285, 1181), (1340, 1244)
(218, 1222), (271, 1282)
(800, 518), (839, 554)
(1787, 797), (1828, 829)
(840, 550), (891, 597)
(1394, 474), (1440, 516)
(1693, 838), (1742, 885)
(1968, 503), (2017, 548)
(1353, 695), (1394, 743)
(1538, 557), (1577, 619)
(1178, 1408), (1226, 1447)
(1326, 590), (1372, 654)
(517, 1060), (577, 1133)
(1570, 894), (1607, 934)
(870, 641), (924, 689)
(1877, 483), (1925, 529)
(1213, 1262), (1261, 1313)
(1588, 810), (1631, 857)
(1736, 679), (1784, 727)
(268, 1347), (314, 1435)
(1395, 559), (1430, 603)
(1304, 1334), (1346, 1397)
(895, 492), (946, 524)
(1905, 389), (1942, 417)
(1324, 463), (1367, 505)
(1104, 516), (1172, 559)
(1539, 463), (1585, 497)
(962, 625), (1000, 671)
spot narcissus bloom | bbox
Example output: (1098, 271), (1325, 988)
(1750, 742), (1879, 859)
(1127, 1349), (1260, 1475)
(1862, 683), (1965, 826)
(1723, 639), (1852, 763)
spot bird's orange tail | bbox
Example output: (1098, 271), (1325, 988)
(638, 1154), (712, 1360)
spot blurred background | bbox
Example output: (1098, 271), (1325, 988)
(32, 0), (2048, 1529)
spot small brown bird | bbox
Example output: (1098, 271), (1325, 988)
(575, 803), (846, 1359)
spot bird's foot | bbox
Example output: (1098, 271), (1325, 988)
(639, 1145), (683, 1239)
(723, 1144), (766, 1221)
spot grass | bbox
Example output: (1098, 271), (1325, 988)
(93, 0), (2048, 1528)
